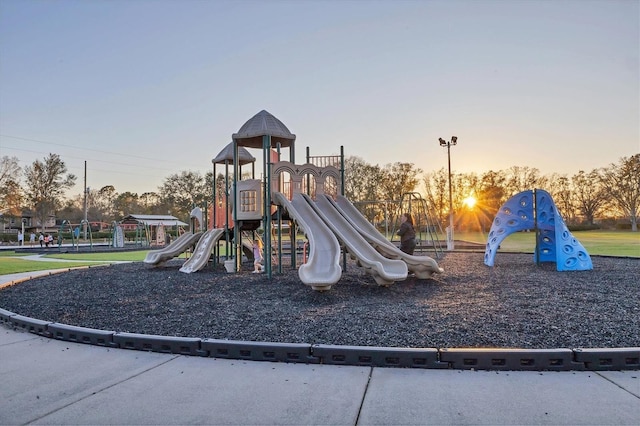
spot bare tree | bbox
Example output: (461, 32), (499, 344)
(0, 156), (23, 217)
(572, 169), (607, 225)
(378, 162), (422, 225)
(343, 156), (385, 223)
(23, 154), (76, 232)
(601, 154), (640, 231)
(478, 170), (507, 214)
(504, 166), (543, 197)
(0, 155), (20, 189)
(545, 173), (576, 224)
(379, 162), (422, 201)
(422, 168), (449, 225)
(343, 156), (382, 202)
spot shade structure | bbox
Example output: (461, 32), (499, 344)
(232, 109), (296, 149)
(212, 142), (256, 165)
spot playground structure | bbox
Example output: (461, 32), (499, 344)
(484, 189), (593, 271)
(143, 109), (444, 290)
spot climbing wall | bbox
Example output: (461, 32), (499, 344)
(484, 189), (592, 271)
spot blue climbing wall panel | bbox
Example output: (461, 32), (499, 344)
(484, 191), (534, 267)
(484, 189), (593, 271)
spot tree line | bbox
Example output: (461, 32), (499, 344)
(1, 152), (638, 232)
(344, 155), (639, 233)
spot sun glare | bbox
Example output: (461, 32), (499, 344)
(463, 195), (477, 209)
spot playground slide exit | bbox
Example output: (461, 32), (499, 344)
(179, 228), (225, 273)
(332, 195), (444, 278)
(272, 192), (342, 291)
(306, 194), (408, 286)
(143, 231), (204, 267)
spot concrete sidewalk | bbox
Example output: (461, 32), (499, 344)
(1, 326), (638, 425)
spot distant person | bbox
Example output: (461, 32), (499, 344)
(397, 213), (416, 255)
(45, 234), (51, 248)
(38, 233), (44, 247)
(252, 238), (263, 273)
(29, 232), (36, 246)
(17, 231), (23, 246)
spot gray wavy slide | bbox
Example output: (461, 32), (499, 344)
(330, 194), (444, 278)
(179, 228), (225, 274)
(272, 191), (342, 291)
(304, 193), (408, 286)
(143, 231), (204, 267)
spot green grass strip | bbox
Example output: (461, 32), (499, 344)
(0, 257), (102, 275)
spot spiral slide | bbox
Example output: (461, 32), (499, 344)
(179, 228), (225, 273)
(331, 195), (443, 278)
(143, 231), (204, 267)
(272, 192), (342, 291)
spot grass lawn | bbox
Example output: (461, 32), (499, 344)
(0, 230), (637, 276)
(45, 251), (152, 262)
(0, 257), (108, 275)
(0, 249), (151, 275)
(0, 251), (32, 257)
(456, 230), (640, 257)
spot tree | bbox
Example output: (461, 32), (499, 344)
(455, 172), (483, 231)
(158, 170), (210, 220)
(58, 197), (83, 223)
(477, 170), (507, 214)
(0, 155), (21, 192)
(572, 169), (607, 225)
(140, 192), (164, 214)
(379, 162), (422, 201)
(213, 173), (227, 205)
(112, 192), (142, 219)
(378, 162), (422, 226)
(546, 173), (576, 224)
(343, 156), (382, 202)
(422, 168), (449, 226)
(23, 154), (76, 232)
(343, 156), (385, 223)
(504, 166), (544, 197)
(0, 156), (23, 217)
(95, 185), (117, 221)
(601, 154), (640, 231)
(80, 187), (108, 226)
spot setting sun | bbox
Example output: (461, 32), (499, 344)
(463, 195), (477, 209)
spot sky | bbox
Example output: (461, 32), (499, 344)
(1, 0), (638, 198)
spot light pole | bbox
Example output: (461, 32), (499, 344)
(439, 136), (457, 250)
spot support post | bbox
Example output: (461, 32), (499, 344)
(83, 161), (88, 240)
(233, 142), (240, 272)
(534, 188), (540, 266)
(263, 135), (273, 278)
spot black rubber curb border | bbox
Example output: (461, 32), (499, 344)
(2, 308), (638, 371)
